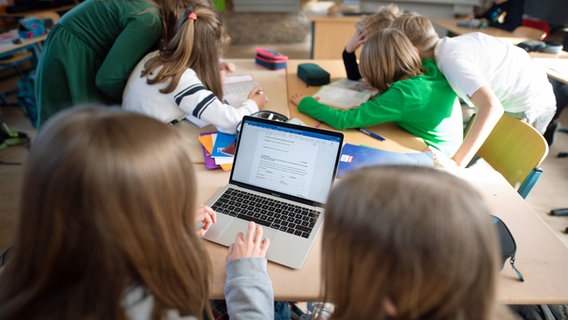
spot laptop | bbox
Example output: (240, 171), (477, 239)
(204, 115), (344, 269)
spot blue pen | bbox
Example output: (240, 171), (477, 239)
(358, 128), (385, 141)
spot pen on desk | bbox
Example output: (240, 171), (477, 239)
(358, 128), (386, 141)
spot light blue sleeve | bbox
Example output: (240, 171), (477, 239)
(224, 258), (274, 319)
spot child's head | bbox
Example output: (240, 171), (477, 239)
(359, 28), (423, 91)
(146, 4), (229, 97)
(355, 4), (404, 36)
(156, 0), (214, 47)
(322, 165), (502, 319)
(0, 106), (212, 319)
(391, 12), (440, 52)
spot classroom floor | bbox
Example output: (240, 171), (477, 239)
(1, 41), (568, 254)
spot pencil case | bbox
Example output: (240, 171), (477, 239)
(255, 55), (287, 70)
(255, 48), (288, 70)
(492, 215), (523, 281)
(297, 63), (330, 86)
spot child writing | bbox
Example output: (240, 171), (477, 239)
(0, 106), (273, 319)
(391, 13), (555, 167)
(291, 28), (463, 157)
(123, 5), (267, 134)
(319, 165), (514, 319)
(342, 4), (403, 81)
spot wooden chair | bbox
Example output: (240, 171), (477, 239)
(465, 114), (549, 198)
(513, 26), (548, 41)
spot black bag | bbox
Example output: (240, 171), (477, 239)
(492, 215), (524, 281)
(297, 63), (330, 86)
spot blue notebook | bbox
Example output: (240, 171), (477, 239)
(337, 143), (434, 178)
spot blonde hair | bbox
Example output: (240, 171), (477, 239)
(0, 106), (213, 319)
(355, 4), (404, 35)
(144, 5), (229, 96)
(391, 12), (440, 52)
(321, 165), (509, 320)
(359, 28), (423, 91)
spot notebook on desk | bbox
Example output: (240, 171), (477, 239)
(204, 116), (344, 269)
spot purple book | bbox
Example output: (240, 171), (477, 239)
(199, 132), (221, 170)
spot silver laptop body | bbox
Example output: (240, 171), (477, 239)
(204, 116), (344, 269)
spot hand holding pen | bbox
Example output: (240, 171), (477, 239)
(248, 85), (268, 109)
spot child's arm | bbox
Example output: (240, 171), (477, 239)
(452, 86), (504, 167)
(343, 30), (365, 81)
(290, 93), (400, 130)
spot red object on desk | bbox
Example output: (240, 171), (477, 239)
(521, 18), (550, 40)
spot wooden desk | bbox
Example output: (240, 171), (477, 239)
(0, 29), (46, 60)
(451, 163), (568, 305)
(198, 58), (568, 304)
(200, 161), (568, 303)
(308, 15), (360, 60)
(533, 58), (568, 85)
(432, 18), (527, 42)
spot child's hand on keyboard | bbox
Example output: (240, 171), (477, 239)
(226, 221), (270, 262)
(196, 205), (217, 237)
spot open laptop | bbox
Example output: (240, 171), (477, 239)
(204, 115), (344, 269)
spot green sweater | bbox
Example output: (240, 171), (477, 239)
(298, 59), (463, 156)
(35, 0), (162, 126)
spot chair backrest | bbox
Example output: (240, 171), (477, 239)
(513, 26), (548, 41)
(465, 114), (549, 193)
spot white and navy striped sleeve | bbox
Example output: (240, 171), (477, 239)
(175, 70), (259, 134)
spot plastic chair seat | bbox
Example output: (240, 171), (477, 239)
(466, 114), (549, 198)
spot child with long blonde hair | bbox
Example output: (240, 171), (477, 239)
(123, 4), (267, 133)
(291, 28), (463, 157)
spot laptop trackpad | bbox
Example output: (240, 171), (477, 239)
(217, 220), (278, 246)
(203, 213), (234, 244)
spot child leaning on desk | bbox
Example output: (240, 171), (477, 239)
(122, 4), (267, 134)
(391, 13), (555, 168)
(291, 28), (463, 158)
(0, 106), (273, 319)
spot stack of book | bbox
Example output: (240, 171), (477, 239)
(198, 132), (237, 171)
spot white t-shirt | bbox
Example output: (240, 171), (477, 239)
(122, 51), (258, 134)
(434, 33), (555, 119)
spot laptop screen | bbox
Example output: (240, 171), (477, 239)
(230, 116), (343, 205)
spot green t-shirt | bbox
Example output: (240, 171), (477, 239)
(297, 59), (463, 156)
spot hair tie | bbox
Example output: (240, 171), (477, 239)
(188, 12), (197, 21)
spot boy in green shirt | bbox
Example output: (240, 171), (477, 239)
(291, 29), (462, 157)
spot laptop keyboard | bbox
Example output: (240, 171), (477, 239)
(210, 188), (320, 238)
